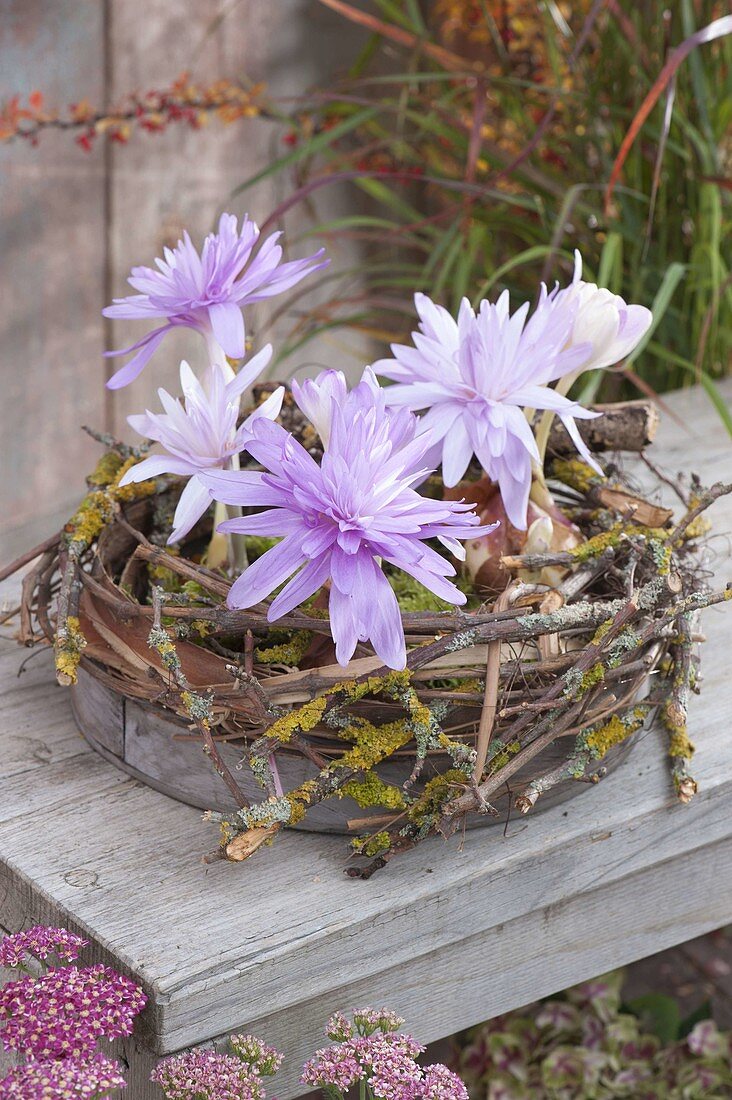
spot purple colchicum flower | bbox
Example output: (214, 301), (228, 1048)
(200, 369), (497, 670)
(0, 926), (88, 969)
(119, 349), (283, 544)
(0, 1052), (127, 1099)
(103, 212), (328, 389)
(373, 290), (600, 529)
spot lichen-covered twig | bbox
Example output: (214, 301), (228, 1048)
(81, 425), (151, 460)
(148, 585), (249, 810)
(659, 611), (699, 803)
(671, 481), (732, 543)
(514, 701), (653, 813)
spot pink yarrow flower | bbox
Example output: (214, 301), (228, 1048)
(301, 1017), (467, 1100)
(0, 964), (146, 1060)
(119, 350), (283, 544)
(0, 926), (87, 969)
(151, 1048), (267, 1100)
(103, 212), (328, 388)
(0, 1052), (127, 1099)
(200, 369), (497, 669)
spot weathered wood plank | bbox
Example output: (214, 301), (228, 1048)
(0, 380), (730, 1098)
(0, 1), (108, 560)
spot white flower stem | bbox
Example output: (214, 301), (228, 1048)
(533, 369), (583, 470)
(202, 333), (248, 573)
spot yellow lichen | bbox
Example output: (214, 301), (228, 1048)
(668, 731), (695, 759)
(552, 457), (602, 494)
(265, 697), (328, 743)
(337, 718), (412, 772)
(54, 616), (87, 684)
(583, 708), (647, 758)
(351, 831), (391, 857)
(486, 739), (521, 774)
(570, 522), (668, 564)
(342, 771), (406, 810)
(407, 769), (466, 822)
(86, 451), (124, 487)
(580, 662), (605, 693)
(255, 631), (313, 666)
(65, 454), (156, 549)
(591, 618), (614, 644)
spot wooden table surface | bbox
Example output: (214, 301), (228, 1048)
(1, 380), (731, 1099)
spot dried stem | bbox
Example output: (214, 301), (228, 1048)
(149, 586), (249, 809)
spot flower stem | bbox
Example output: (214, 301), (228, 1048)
(225, 451), (248, 574)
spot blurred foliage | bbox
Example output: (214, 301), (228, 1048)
(233, 0), (731, 410)
(453, 968), (732, 1099)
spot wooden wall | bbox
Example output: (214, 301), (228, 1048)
(0, 1), (368, 559)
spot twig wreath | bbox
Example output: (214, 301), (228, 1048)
(4, 214), (730, 877)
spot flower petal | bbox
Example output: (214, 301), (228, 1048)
(105, 327), (171, 390)
(268, 554), (332, 620)
(167, 476), (213, 544)
(208, 302), (246, 359)
(228, 535), (305, 609)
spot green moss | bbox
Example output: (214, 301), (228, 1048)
(388, 571), (452, 613)
(245, 535), (280, 562)
(580, 662), (605, 693)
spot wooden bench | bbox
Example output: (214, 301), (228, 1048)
(1, 380), (731, 1099)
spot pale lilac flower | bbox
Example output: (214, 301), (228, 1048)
(0, 1053), (126, 1098)
(200, 369), (497, 669)
(152, 1048), (266, 1100)
(103, 212), (328, 388)
(0, 926), (87, 969)
(290, 369), (348, 446)
(540, 251), (652, 372)
(119, 350), (283, 544)
(0, 964), (146, 1060)
(373, 291), (600, 529)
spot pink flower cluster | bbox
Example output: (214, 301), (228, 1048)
(0, 1052), (126, 1099)
(0, 925), (88, 968)
(0, 963), (146, 1059)
(229, 1034), (283, 1076)
(151, 1048), (267, 1100)
(301, 1009), (468, 1100)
